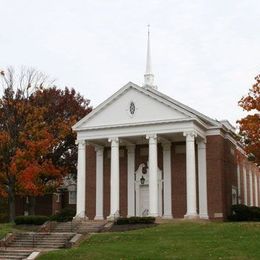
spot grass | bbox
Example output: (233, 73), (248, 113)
(0, 223), (13, 239)
(38, 222), (260, 260)
(0, 222), (40, 239)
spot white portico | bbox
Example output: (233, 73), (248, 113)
(73, 77), (220, 220)
(72, 28), (220, 220)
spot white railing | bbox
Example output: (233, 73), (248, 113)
(142, 209), (149, 217)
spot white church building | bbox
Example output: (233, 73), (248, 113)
(72, 29), (260, 221)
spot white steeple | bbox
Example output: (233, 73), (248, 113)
(143, 25), (157, 89)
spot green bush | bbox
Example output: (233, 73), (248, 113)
(116, 218), (129, 225)
(129, 217), (155, 224)
(229, 204), (260, 221)
(50, 207), (76, 222)
(249, 206), (260, 220)
(115, 216), (155, 225)
(14, 215), (49, 225)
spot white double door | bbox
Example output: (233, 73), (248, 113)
(140, 185), (149, 216)
(138, 184), (162, 216)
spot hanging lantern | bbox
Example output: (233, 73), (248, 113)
(140, 175), (145, 185)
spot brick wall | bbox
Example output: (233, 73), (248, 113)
(85, 145), (96, 219)
(223, 139), (238, 217)
(62, 191), (76, 211)
(119, 147), (127, 217)
(172, 143), (186, 218)
(206, 135), (225, 219)
(15, 195), (54, 216)
(103, 147), (111, 218)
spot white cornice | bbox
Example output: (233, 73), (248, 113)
(76, 117), (194, 131)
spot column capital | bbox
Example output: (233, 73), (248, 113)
(108, 137), (119, 146)
(76, 140), (86, 149)
(126, 144), (136, 153)
(146, 134), (157, 140)
(183, 131), (197, 141)
(95, 145), (104, 153)
(162, 142), (171, 151)
(197, 139), (207, 149)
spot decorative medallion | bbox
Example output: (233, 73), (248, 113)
(129, 101), (135, 115)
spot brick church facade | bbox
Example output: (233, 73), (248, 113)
(72, 30), (259, 221)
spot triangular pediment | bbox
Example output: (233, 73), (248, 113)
(73, 82), (219, 131)
(74, 83), (195, 130)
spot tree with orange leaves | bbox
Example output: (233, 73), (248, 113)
(238, 74), (260, 165)
(0, 67), (91, 221)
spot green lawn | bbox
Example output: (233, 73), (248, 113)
(0, 223), (40, 239)
(0, 223), (13, 239)
(38, 222), (260, 260)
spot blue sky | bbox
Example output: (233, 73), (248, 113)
(1, 0), (259, 125)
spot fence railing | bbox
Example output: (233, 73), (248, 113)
(142, 209), (149, 217)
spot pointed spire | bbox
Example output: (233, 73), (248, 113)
(143, 25), (157, 89)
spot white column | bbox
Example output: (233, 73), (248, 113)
(249, 170), (253, 206)
(127, 145), (135, 217)
(237, 165), (241, 204)
(94, 146), (104, 220)
(254, 174), (258, 207)
(76, 140), (87, 218)
(146, 134), (158, 217)
(197, 139), (208, 219)
(184, 131), (198, 219)
(108, 137), (120, 219)
(243, 167), (248, 205)
(162, 143), (173, 219)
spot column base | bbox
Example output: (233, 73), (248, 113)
(73, 215), (88, 221)
(107, 212), (120, 221)
(184, 213), (199, 219)
(149, 213), (159, 217)
(199, 213), (209, 220)
(162, 215), (173, 219)
(94, 215), (104, 220)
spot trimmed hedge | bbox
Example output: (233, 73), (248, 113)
(50, 207), (76, 222)
(116, 217), (155, 225)
(229, 204), (260, 221)
(14, 215), (49, 225)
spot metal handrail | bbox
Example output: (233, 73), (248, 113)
(142, 209), (149, 217)
(114, 210), (120, 219)
(32, 232), (35, 248)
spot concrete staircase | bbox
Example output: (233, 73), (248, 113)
(53, 221), (107, 234)
(6, 232), (75, 249)
(0, 249), (33, 260)
(0, 220), (106, 258)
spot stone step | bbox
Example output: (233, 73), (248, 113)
(0, 251), (32, 256)
(0, 253), (32, 256)
(12, 239), (67, 243)
(15, 233), (73, 236)
(9, 245), (64, 248)
(53, 230), (75, 232)
(11, 239), (67, 244)
(0, 256), (24, 260)
(14, 235), (73, 241)
(0, 255), (29, 259)
(0, 250), (32, 260)
(11, 242), (67, 246)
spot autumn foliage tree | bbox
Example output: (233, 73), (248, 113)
(0, 67), (91, 221)
(238, 74), (260, 165)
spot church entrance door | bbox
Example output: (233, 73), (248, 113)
(140, 185), (149, 216)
